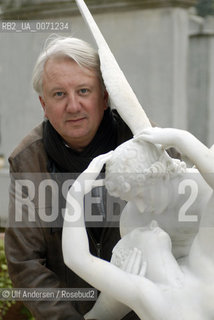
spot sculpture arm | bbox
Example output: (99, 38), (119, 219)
(138, 127), (214, 189)
(62, 152), (139, 308)
(84, 292), (131, 320)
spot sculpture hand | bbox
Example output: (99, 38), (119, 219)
(72, 151), (113, 195)
(86, 151), (114, 174)
(134, 127), (185, 150)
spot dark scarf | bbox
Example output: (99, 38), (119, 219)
(43, 108), (118, 173)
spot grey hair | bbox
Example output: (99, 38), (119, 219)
(32, 35), (102, 96)
(105, 138), (186, 200)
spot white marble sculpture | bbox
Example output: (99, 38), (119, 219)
(61, 1), (214, 319)
(62, 128), (214, 320)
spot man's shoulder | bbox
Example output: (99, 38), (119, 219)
(10, 122), (44, 159)
(9, 122), (48, 172)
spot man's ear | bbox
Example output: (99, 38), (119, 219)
(39, 96), (47, 117)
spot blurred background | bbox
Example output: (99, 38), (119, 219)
(0, 1), (214, 318)
(0, 0), (213, 225)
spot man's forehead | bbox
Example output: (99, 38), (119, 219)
(43, 56), (97, 80)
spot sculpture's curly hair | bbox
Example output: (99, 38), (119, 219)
(105, 138), (186, 200)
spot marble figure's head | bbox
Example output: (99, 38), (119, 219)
(105, 137), (186, 212)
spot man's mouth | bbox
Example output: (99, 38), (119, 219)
(66, 117), (86, 123)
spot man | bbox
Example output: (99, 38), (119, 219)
(5, 36), (137, 319)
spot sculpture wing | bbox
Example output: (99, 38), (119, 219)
(75, 0), (151, 135)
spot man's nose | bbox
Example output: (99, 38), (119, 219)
(66, 93), (81, 113)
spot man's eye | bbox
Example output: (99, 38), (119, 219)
(54, 92), (64, 97)
(79, 88), (89, 95)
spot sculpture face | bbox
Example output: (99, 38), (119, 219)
(135, 178), (170, 214)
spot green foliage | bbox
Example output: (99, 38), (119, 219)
(196, 0), (214, 17)
(0, 237), (15, 320)
(21, 305), (35, 320)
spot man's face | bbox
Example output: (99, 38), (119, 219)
(39, 57), (108, 151)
